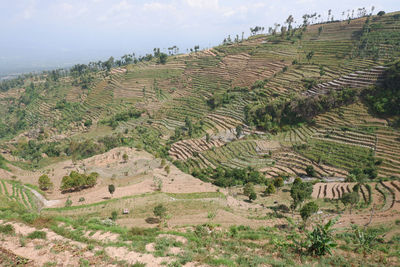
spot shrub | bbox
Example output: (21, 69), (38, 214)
(265, 184), (276, 195)
(154, 204), (167, 220)
(249, 192), (257, 201)
(377, 11), (385, 16)
(60, 171), (98, 192)
(108, 184), (115, 197)
(27, 230), (47, 239)
(341, 192), (359, 214)
(274, 177), (284, 188)
(300, 201), (319, 222)
(0, 224), (15, 235)
(38, 174), (53, 191)
(65, 197), (72, 207)
(243, 183), (256, 201)
(305, 218), (338, 256)
(305, 165), (316, 177)
(290, 181), (313, 209)
(111, 211), (118, 221)
(21, 213), (38, 224)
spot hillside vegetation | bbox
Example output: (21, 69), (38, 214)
(0, 10), (400, 267)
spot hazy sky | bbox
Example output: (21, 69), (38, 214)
(0, 0), (398, 75)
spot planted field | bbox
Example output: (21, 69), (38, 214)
(0, 180), (38, 211)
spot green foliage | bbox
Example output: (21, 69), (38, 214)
(249, 191), (257, 201)
(21, 213), (38, 224)
(305, 218), (338, 256)
(235, 125), (243, 138)
(351, 224), (384, 253)
(245, 88), (357, 131)
(108, 184), (115, 196)
(0, 224), (15, 235)
(290, 180), (313, 209)
(158, 53), (168, 64)
(27, 230), (47, 240)
(111, 211), (118, 221)
(206, 92), (235, 110)
(365, 61), (400, 116)
(100, 109), (143, 129)
(38, 174), (53, 191)
(192, 167), (264, 187)
(274, 177), (284, 188)
(341, 192), (359, 214)
(243, 183), (257, 201)
(265, 184), (276, 195)
(0, 76), (24, 92)
(60, 171), (98, 192)
(305, 165), (316, 177)
(65, 197), (72, 207)
(153, 204), (167, 219)
(0, 155), (9, 171)
(300, 201), (319, 222)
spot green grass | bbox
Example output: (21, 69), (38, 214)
(296, 139), (374, 171)
(27, 230), (47, 239)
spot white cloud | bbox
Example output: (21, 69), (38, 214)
(184, 0), (219, 9)
(20, 0), (36, 20)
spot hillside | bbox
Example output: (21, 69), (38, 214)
(0, 11), (400, 267)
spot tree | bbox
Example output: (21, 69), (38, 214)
(206, 133), (210, 143)
(108, 184), (115, 197)
(274, 177), (284, 188)
(122, 153), (128, 163)
(305, 165), (316, 177)
(265, 184), (276, 195)
(300, 201), (319, 222)
(305, 217), (338, 256)
(249, 191), (257, 201)
(341, 192), (359, 214)
(158, 53), (168, 64)
(290, 181), (313, 209)
(103, 57), (114, 72)
(243, 183), (256, 201)
(111, 211), (118, 221)
(185, 116), (194, 137)
(377, 11), (385, 16)
(236, 125), (243, 138)
(38, 174), (53, 191)
(153, 204), (167, 223)
(306, 51), (314, 62)
(286, 15), (294, 31)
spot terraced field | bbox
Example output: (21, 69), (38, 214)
(0, 180), (38, 211)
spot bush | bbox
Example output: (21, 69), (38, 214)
(65, 197), (72, 207)
(111, 211), (118, 221)
(0, 224), (15, 235)
(249, 192), (257, 201)
(154, 204), (167, 220)
(21, 213), (38, 224)
(274, 177), (284, 188)
(265, 184), (276, 195)
(305, 165), (316, 177)
(341, 192), (359, 214)
(27, 230), (47, 240)
(38, 174), (53, 191)
(290, 181), (313, 209)
(300, 201), (319, 222)
(60, 171), (98, 192)
(377, 11), (385, 16)
(305, 218), (338, 256)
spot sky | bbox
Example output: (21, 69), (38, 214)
(0, 0), (398, 75)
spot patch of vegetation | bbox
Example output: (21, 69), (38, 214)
(60, 171), (98, 193)
(190, 166), (265, 187)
